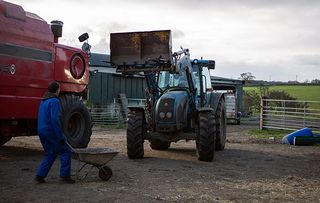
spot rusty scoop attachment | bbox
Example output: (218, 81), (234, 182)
(110, 30), (174, 73)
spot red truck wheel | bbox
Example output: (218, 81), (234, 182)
(0, 135), (12, 146)
(60, 94), (92, 148)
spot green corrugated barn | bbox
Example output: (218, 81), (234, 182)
(88, 53), (146, 104)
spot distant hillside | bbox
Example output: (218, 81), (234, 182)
(245, 80), (320, 86)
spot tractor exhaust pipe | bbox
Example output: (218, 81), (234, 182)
(50, 20), (63, 43)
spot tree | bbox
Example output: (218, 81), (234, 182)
(311, 79), (320, 84)
(239, 72), (255, 84)
(243, 90), (260, 116)
(243, 89), (305, 116)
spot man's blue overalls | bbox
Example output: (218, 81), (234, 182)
(36, 94), (71, 178)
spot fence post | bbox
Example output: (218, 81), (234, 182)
(117, 107), (121, 127)
(260, 97), (263, 130)
(303, 101), (307, 127)
(282, 100), (285, 129)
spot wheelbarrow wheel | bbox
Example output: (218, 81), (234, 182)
(99, 166), (113, 181)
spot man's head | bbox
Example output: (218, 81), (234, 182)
(48, 81), (60, 95)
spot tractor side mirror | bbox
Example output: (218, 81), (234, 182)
(207, 60), (215, 69)
(79, 33), (89, 42)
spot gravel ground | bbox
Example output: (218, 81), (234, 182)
(1, 122), (320, 203)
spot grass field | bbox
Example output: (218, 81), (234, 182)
(244, 85), (320, 101)
(244, 85), (320, 109)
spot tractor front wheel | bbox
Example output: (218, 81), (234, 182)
(196, 111), (215, 161)
(127, 111), (144, 159)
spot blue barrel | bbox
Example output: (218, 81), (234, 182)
(282, 127), (313, 145)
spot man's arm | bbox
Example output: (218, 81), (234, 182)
(50, 99), (66, 142)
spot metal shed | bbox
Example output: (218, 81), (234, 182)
(211, 76), (244, 123)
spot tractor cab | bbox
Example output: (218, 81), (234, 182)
(191, 59), (215, 107)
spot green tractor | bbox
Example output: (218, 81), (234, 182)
(110, 30), (226, 161)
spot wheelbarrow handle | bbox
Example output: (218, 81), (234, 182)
(64, 140), (76, 152)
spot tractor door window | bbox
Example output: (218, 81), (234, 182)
(192, 65), (201, 96)
(192, 71), (201, 96)
(202, 67), (212, 90)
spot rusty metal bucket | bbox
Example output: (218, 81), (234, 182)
(110, 30), (173, 71)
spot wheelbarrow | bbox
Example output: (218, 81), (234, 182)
(71, 147), (118, 181)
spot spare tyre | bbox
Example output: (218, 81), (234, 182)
(60, 94), (92, 148)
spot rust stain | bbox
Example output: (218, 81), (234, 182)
(130, 33), (140, 48)
(154, 31), (169, 42)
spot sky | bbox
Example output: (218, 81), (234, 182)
(7, 0), (320, 82)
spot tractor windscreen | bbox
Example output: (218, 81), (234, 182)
(158, 71), (189, 90)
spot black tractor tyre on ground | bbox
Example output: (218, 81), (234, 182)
(149, 139), (171, 150)
(196, 111), (215, 161)
(215, 98), (227, 151)
(60, 94), (92, 148)
(0, 135), (12, 146)
(127, 111), (144, 159)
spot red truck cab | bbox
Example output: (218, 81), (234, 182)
(0, 1), (92, 147)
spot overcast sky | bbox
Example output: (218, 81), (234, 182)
(8, 0), (320, 82)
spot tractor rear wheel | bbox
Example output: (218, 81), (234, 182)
(127, 111), (144, 159)
(60, 94), (92, 148)
(196, 111), (215, 161)
(150, 139), (171, 150)
(215, 98), (227, 150)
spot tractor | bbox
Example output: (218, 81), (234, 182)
(110, 30), (226, 161)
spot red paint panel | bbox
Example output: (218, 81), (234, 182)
(54, 44), (90, 91)
(0, 1), (89, 122)
(0, 1), (53, 51)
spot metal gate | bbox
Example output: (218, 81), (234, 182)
(260, 98), (320, 132)
(89, 98), (145, 126)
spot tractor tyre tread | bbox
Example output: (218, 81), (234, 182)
(127, 111), (144, 159)
(197, 111), (215, 161)
(60, 94), (92, 148)
(215, 98), (227, 151)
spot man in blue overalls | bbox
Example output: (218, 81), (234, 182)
(35, 81), (75, 184)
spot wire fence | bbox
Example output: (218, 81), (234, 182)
(88, 98), (145, 126)
(260, 98), (320, 133)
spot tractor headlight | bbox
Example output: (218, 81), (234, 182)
(166, 112), (172, 119)
(159, 112), (165, 119)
